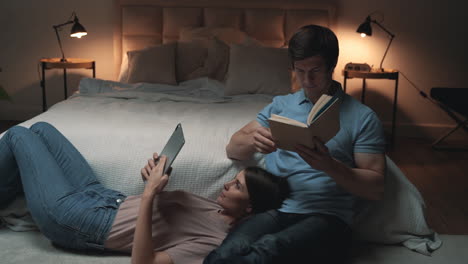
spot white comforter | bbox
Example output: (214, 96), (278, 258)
(13, 78), (273, 199)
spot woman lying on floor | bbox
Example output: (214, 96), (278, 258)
(0, 122), (289, 264)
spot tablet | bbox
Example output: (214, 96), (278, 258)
(158, 123), (185, 174)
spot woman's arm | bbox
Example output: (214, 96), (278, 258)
(132, 155), (173, 264)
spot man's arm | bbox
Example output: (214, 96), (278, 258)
(226, 120), (277, 160)
(296, 141), (386, 200)
(327, 152), (386, 200)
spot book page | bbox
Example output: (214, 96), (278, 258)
(268, 98), (340, 151)
(307, 94), (332, 125)
(310, 96), (339, 124)
(269, 114), (308, 128)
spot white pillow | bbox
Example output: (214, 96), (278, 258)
(117, 54), (129, 83)
(225, 44), (291, 96)
(126, 44), (177, 85)
(176, 40), (209, 82)
(176, 38), (229, 83)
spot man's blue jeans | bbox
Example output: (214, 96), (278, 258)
(204, 210), (351, 264)
(0, 122), (125, 250)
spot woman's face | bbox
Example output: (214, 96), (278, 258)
(216, 170), (252, 218)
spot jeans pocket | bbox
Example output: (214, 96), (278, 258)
(53, 190), (116, 235)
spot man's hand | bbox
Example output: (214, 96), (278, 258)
(141, 152), (170, 197)
(295, 137), (335, 172)
(252, 126), (277, 154)
(226, 120), (277, 160)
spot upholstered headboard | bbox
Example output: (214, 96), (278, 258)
(113, 0), (336, 78)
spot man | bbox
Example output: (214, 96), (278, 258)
(204, 25), (386, 264)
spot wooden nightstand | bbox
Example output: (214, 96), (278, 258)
(40, 58), (95, 112)
(343, 69), (399, 147)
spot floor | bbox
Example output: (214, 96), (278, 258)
(387, 137), (468, 235)
(1, 121), (467, 234)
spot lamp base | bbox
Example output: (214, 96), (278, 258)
(371, 67), (397, 73)
(60, 58), (68, 62)
(371, 67), (385, 73)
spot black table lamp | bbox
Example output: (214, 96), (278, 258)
(53, 12), (87, 62)
(357, 15), (395, 71)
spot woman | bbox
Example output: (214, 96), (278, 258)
(0, 122), (289, 264)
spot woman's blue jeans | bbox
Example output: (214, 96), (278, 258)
(203, 210), (352, 264)
(0, 122), (126, 250)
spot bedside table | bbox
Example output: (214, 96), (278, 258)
(343, 69), (399, 147)
(40, 58), (95, 112)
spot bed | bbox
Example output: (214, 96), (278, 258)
(0, 0), (465, 263)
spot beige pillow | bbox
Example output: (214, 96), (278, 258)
(117, 54), (129, 82)
(189, 38), (229, 82)
(225, 44), (291, 96)
(176, 40), (209, 82)
(179, 27), (248, 45)
(126, 44), (177, 85)
(176, 38), (229, 82)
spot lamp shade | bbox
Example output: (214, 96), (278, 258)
(70, 17), (87, 38)
(357, 16), (372, 37)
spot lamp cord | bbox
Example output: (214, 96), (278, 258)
(398, 71), (440, 107)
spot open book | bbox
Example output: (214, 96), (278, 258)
(268, 94), (340, 151)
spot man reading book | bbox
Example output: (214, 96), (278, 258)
(204, 25), (386, 264)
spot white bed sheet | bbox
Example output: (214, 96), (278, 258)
(11, 77), (273, 199)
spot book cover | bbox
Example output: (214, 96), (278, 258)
(267, 94), (340, 152)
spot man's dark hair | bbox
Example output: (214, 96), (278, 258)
(244, 167), (290, 214)
(288, 24), (339, 71)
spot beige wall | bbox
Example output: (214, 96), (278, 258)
(334, 0), (467, 139)
(1, 0), (467, 139)
(0, 0), (115, 119)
